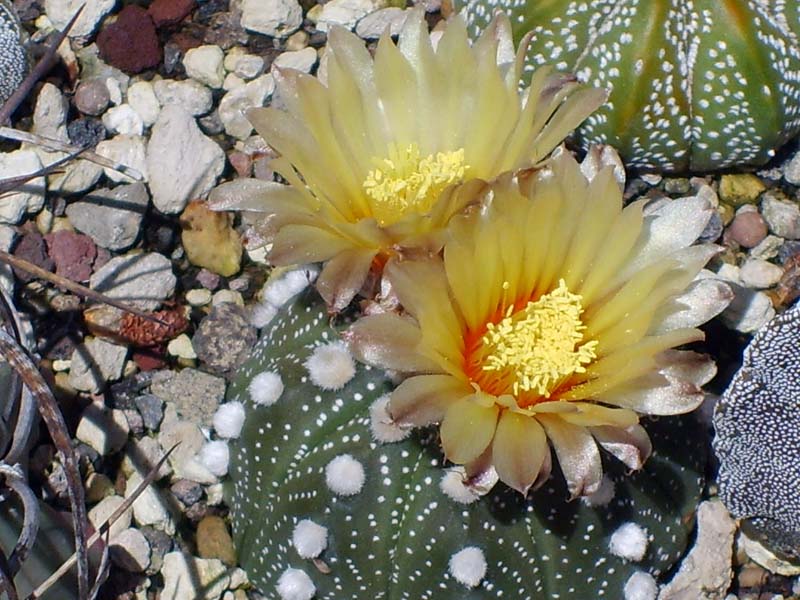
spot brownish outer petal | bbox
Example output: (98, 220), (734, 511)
(269, 224), (354, 265)
(589, 424), (652, 471)
(344, 313), (440, 373)
(316, 248), (376, 311)
(537, 414), (602, 498)
(491, 410), (548, 495)
(388, 374), (472, 427)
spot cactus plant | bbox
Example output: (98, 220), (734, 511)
(714, 301), (800, 560)
(461, 0), (800, 172)
(225, 290), (707, 598)
(0, 0), (27, 107)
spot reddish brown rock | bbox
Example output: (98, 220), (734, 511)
(729, 211), (768, 249)
(44, 230), (97, 282)
(97, 6), (161, 74)
(12, 231), (54, 282)
(148, 0), (195, 27)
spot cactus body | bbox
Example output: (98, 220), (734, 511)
(227, 292), (706, 598)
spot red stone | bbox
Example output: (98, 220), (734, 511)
(148, 0), (196, 28)
(97, 6), (161, 74)
(44, 230), (97, 283)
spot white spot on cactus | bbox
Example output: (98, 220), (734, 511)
(276, 567), (316, 600)
(199, 440), (229, 477)
(249, 370), (284, 406)
(440, 466), (498, 505)
(263, 266), (318, 307)
(448, 546), (487, 588)
(304, 341), (356, 390)
(213, 401), (245, 439)
(609, 522), (649, 562)
(623, 570), (658, 600)
(369, 395), (410, 443)
(325, 454), (365, 496)
(581, 474), (616, 507)
(292, 518), (328, 558)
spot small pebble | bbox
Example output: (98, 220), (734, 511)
(183, 45), (225, 89)
(96, 6), (161, 74)
(729, 211), (769, 248)
(761, 192), (800, 239)
(719, 173), (766, 206)
(739, 258), (784, 289)
(193, 302), (256, 374)
(197, 515), (237, 566)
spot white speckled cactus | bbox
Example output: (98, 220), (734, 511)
(0, 0), (27, 106)
(224, 290), (707, 599)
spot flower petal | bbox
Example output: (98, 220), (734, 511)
(558, 403), (639, 428)
(389, 374), (472, 426)
(316, 248), (376, 311)
(537, 414), (602, 498)
(269, 224), (354, 265)
(441, 396), (500, 464)
(491, 411), (548, 494)
(650, 276), (733, 334)
(589, 424), (652, 471)
(345, 313), (440, 373)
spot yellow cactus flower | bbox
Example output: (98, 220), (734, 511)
(209, 10), (606, 310)
(346, 151), (732, 496)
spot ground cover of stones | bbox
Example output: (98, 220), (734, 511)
(4, 0), (800, 598)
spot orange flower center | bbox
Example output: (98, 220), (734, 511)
(465, 279), (598, 405)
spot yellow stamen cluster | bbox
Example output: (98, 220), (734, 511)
(363, 144), (469, 226)
(481, 279), (598, 397)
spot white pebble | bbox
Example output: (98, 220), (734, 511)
(609, 522), (649, 562)
(199, 440), (229, 477)
(448, 546), (487, 588)
(213, 401), (246, 439)
(292, 519), (328, 558)
(305, 341), (356, 390)
(276, 567), (316, 600)
(325, 454), (365, 496)
(581, 475), (616, 507)
(369, 395), (410, 443)
(623, 571), (658, 600)
(249, 371), (284, 406)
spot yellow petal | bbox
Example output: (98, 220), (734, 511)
(345, 313), (440, 373)
(557, 402), (639, 428)
(269, 224), (354, 265)
(537, 414), (602, 498)
(389, 374), (472, 426)
(491, 410), (548, 494)
(440, 396), (500, 464)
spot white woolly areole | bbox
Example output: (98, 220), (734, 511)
(440, 469), (480, 505)
(609, 522), (649, 562)
(623, 571), (658, 600)
(581, 475), (616, 507)
(249, 371), (284, 406)
(263, 266), (318, 307)
(213, 401), (246, 439)
(325, 454), (365, 496)
(369, 395), (410, 443)
(305, 341), (356, 391)
(249, 302), (278, 329)
(199, 440), (229, 477)
(448, 546), (487, 588)
(292, 519), (328, 558)
(276, 567), (316, 600)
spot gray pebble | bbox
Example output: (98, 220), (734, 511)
(66, 182), (149, 251)
(69, 338), (129, 393)
(134, 393), (164, 431)
(192, 302), (257, 376)
(150, 368), (226, 426)
(171, 479), (203, 506)
(90, 252), (176, 311)
(761, 191), (800, 239)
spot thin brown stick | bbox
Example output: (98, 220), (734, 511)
(0, 6), (84, 125)
(0, 127), (144, 182)
(26, 444), (179, 599)
(0, 330), (89, 599)
(0, 251), (169, 326)
(0, 148), (83, 195)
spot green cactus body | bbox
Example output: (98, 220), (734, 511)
(462, 0), (800, 172)
(226, 292), (706, 598)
